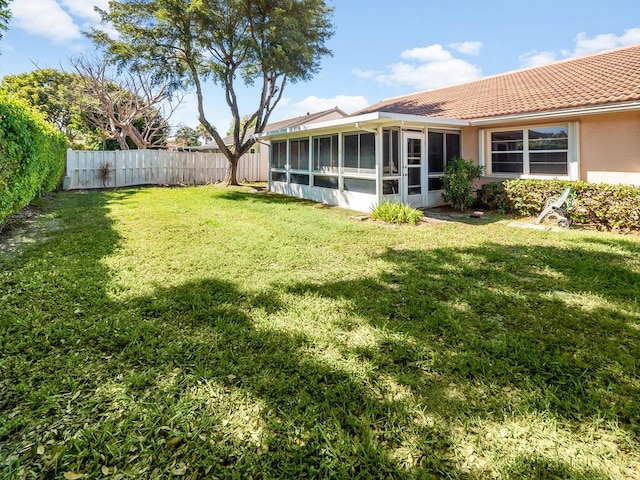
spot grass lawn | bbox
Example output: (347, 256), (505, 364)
(1, 185), (639, 479)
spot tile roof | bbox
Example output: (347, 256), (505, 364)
(356, 44), (640, 120)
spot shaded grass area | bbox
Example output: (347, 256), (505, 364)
(1, 186), (639, 479)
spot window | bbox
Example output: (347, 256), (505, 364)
(313, 175), (338, 189)
(313, 135), (338, 172)
(490, 126), (568, 176)
(343, 177), (376, 194)
(290, 173), (310, 185)
(290, 138), (309, 171)
(528, 127), (568, 175)
(383, 179), (399, 195)
(343, 132), (375, 172)
(382, 129), (399, 175)
(271, 171), (287, 183)
(428, 131), (460, 190)
(271, 140), (287, 169)
(491, 130), (523, 173)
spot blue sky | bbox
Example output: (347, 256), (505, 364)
(2, 0), (640, 133)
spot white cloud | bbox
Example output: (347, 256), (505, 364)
(449, 41), (482, 56)
(292, 95), (369, 115)
(401, 44), (452, 62)
(370, 43), (481, 91)
(11, 0), (81, 43)
(272, 95), (369, 121)
(518, 50), (558, 68)
(10, 0), (109, 44)
(573, 28), (640, 56)
(352, 68), (377, 79)
(519, 27), (640, 68)
(60, 0), (109, 23)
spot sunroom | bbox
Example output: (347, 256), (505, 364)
(259, 112), (468, 212)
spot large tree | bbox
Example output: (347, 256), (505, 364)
(0, 0), (10, 44)
(0, 69), (87, 143)
(71, 55), (176, 150)
(91, 0), (334, 184)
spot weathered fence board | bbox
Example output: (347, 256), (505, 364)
(64, 149), (264, 190)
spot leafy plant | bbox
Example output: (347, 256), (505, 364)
(475, 181), (510, 213)
(371, 201), (423, 225)
(0, 91), (66, 224)
(475, 179), (640, 232)
(441, 157), (484, 211)
(97, 161), (112, 188)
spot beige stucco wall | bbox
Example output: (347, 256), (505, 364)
(461, 126), (479, 162)
(468, 111), (640, 186)
(579, 111), (640, 184)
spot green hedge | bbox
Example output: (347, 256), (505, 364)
(476, 179), (640, 232)
(0, 92), (67, 224)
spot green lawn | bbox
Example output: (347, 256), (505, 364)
(1, 186), (639, 479)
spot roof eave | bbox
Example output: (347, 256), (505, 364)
(469, 100), (640, 126)
(254, 111), (469, 138)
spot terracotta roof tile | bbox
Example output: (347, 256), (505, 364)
(356, 44), (640, 120)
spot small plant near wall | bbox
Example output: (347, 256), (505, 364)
(97, 161), (113, 188)
(441, 157), (484, 211)
(371, 201), (423, 225)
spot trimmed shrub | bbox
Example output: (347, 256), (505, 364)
(371, 201), (423, 225)
(474, 180), (511, 213)
(0, 92), (67, 224)
(441, 157), (483, 211)
(476, 179), (640, 232)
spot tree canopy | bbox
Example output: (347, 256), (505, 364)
(173, 125), (201, 147)
(1, 69), (91, 145)
(0, 0), (10, 44)
(91, 0), (334, 184)
(1, 66), (173, 150)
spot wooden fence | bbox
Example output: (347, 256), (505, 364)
(63, 149), (265, 190)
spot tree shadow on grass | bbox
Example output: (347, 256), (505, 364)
(284, 242), (640, 438)
(2, 192), (637, 479)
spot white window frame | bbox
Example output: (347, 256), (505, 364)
(481, 122), (578, 180)
(290, 137), (310, 172)
(342, 131), (376, 175)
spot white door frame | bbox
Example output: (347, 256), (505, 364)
(402, 131), (425, 206)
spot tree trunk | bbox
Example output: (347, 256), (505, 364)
(224, 157), (240, 186)
(115, 132), (129, 150)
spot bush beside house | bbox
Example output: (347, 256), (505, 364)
(0, 92), (67, 224)
(477, 179), (640, 232)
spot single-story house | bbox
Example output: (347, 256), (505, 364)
(259, 44), (640, 212)
(190, 107), (347, 181)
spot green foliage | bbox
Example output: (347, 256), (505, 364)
(440, 157), (484, 211)
(226, 114), (257, 137)
(173, 125), (201, 146)
(476, 179), (640, 231)
(90, 0), (334, 183)
(0, 92), (67, 224)
(0, 69), (91, 146)
(371, 201), (423, 225)
(474, 181), (511, 213)
(0, 0), (10, 43)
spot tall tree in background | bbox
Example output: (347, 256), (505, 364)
(0, 69), (88, 144)
(173, 125), (200, 147)
(71, 55), (178, 150)
(0, 0), (10, 44)
(196, 123), (213, 145)
(91, 0), (334, 185)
